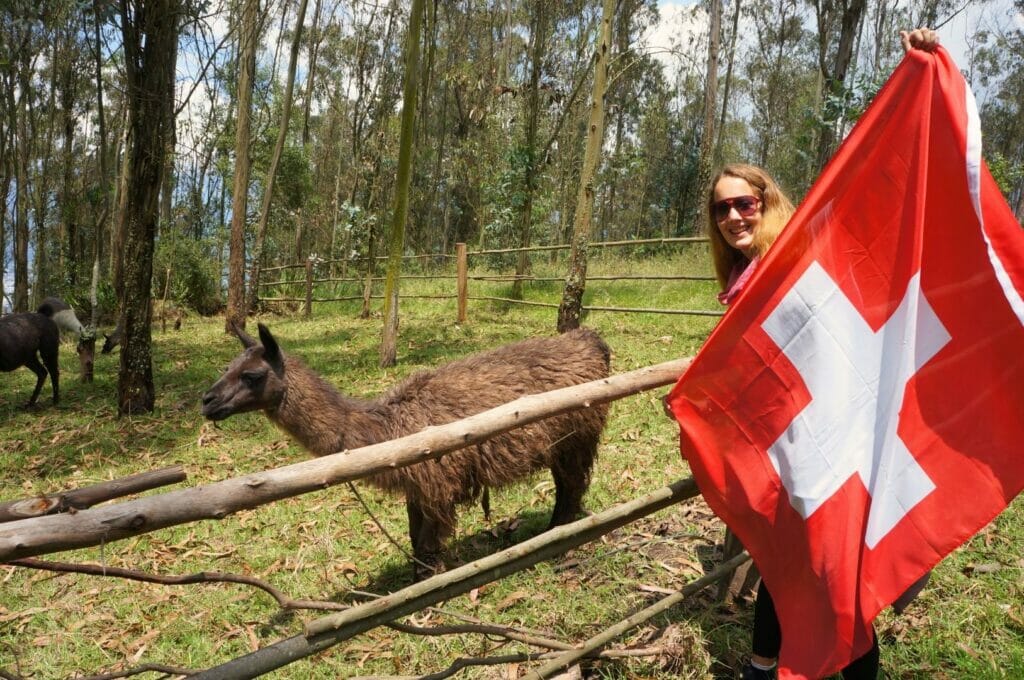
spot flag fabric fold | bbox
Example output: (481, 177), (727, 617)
(667, 47), (1024, 679)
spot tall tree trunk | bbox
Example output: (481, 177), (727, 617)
(814, 0), (867, 171)
(159, 44), (178, 238)
(511, 0), (548, 300)
(693, 0), (721, 231)
(247, 0), (310, 313)
(301, 0), (323, 147)
(117, 0), (180, 415)
(59, 25), (78, 288)
(379, 0), (425, 368)
(715, 0), (741, 163)
(111, 113), (131, 298)
(226, 0), (260, 331)
(14, 74), (31, 312)
(91, 0), (110, 292)
(0, 120), (10, 311)
(557, 0), (615, 333)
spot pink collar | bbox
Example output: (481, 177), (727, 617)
(717, 256), (758, 306)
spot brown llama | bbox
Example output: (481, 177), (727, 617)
(201, 323), (610, 580)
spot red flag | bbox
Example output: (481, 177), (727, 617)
(667, 47), (1024, 679)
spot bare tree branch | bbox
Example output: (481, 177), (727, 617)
(0, 466), (186, 523)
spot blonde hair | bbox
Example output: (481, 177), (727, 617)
(706, 163), (796, 290)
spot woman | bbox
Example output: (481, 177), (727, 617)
(707, 164), (795, 306)
(702, 29), (940, 680)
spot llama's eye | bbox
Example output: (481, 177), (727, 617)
(241, 371), (264, 388)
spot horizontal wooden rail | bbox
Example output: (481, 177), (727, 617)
(467, 296), (723, 317)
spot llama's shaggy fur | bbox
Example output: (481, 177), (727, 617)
(0, 311), (60, 407)
(202, 324), (610, 578)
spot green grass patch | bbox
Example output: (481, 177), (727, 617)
(1, 268), (1021, 679)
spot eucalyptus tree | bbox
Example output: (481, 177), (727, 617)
(379, 0), (425, 368)
(226, 0), (262, 331)
(2, 0), (41, 312)
(811, 0), (868, 171)
(557, 0), (616, 333)
(116, 0), (182, 414)
(735, 0), (816, 190)
(248, 0), (311, 313)
(974, 3), (1024, 219)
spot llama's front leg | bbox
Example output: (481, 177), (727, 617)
(548, 444), (594, 528)
(407, 499), (445, 582)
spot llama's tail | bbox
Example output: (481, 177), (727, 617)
(37, 298), (85, 336)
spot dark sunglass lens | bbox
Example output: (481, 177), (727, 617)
(735, 197), (758, 216)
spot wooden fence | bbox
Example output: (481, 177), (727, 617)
(255, 238), (724, 321)
(0, 356), (750, 678)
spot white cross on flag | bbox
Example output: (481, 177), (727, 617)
(667, 47), (1024, 679)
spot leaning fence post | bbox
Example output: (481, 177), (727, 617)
(456, 242), (467, 324)
(161, 267), (171, 333)
(305, 257), (314, 318)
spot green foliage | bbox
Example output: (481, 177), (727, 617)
(154, 236), (223, 316)
(987, 151), (1024, 199)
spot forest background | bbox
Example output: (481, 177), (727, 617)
(1, 0), (1023, 400)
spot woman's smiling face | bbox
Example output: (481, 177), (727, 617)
(713, 176), (763, 259)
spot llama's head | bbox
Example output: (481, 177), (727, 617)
(201, 323), (288, 421)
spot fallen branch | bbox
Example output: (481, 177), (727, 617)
(0, 358), (690, 561)
(187, 478), (700, 679)
(346, 646), (671, 680)
(7, 558), (576, 651)
(71, 663), (195, 679)
(522, 551), (751, 679)
(0, 466), (186, 523)
(5, 558), (347, 612)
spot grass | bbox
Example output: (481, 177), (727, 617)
(1, 251), (1022, 679)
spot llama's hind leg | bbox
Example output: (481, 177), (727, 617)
(22, 354), (48, 407)
(548, 436), (597, 529)
(39, 342), (60, 405)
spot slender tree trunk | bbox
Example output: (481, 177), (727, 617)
(14, 77), (30, 312)
(111, 115), (131, 298)
(247, 0), (310, 313)
(814, 0), (867, 171)
(59, 25), (79, 288)
(692, 0), (721, 231)
(379, 0), (425, 367)
(226, 0), (260, 331)
(715, 0), (741, 163)
(117, 0), (180, 415)
(159, 45), (178, 238)
(511, 0), (548, 300)
(557, 0), (615, 333)
(300, 0), (323, 147)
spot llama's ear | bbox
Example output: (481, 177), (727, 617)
(233, 322), (257, 349)
(257, 323), (282, 368)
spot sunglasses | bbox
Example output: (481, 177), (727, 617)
(713, 195), (761, 221)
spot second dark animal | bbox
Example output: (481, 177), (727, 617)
(0, 311), (60, 407)
(201, 324), (611, 580)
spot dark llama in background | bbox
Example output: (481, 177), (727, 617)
(101, 323), (122, 354)
(202, 324), (611, 580)
(0, 309), (60, 407)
